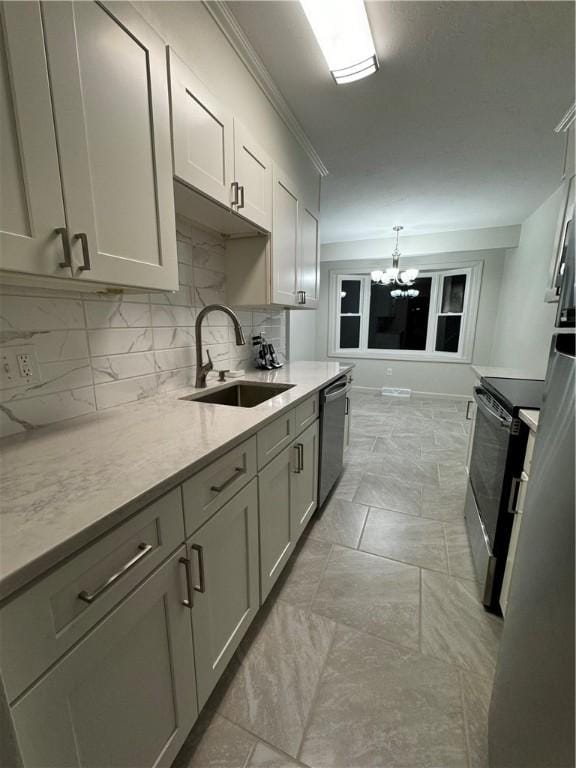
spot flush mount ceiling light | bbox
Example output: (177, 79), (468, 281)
(371, 226), (420, 298)
(300, 0), (379, 85)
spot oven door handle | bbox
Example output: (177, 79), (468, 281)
(473, 387), (512, 431)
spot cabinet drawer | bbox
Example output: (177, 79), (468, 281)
(0, 488), (184, 703)
(295, 394), (318, 434)
(257, 409), (297, 468)
(182, 437), (257, 535)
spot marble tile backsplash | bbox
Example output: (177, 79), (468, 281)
(0, 216), (286, 438)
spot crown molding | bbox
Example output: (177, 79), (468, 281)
(554, 102), (576, 133)
(203, 0), (329, 177)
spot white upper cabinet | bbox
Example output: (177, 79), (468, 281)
(233, 120), (272, 231)
(169, 50), (273, 233)
(271, 167), (299, 306)
(169, 50), (235, 209)
(0, 3), (68, 278)
(298, 200), (321, 308)
(41, 2), (178, 291)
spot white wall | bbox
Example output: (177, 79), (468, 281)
(316, 248), (506, 396)
(490, 184), (566, 377)
(322, 225), (520, 258)
(288, 310), (317, 361)
(135, 1), (320, 204)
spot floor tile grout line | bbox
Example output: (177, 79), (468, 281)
(218, 713), (312, 768)
(355, 502), (371, 550)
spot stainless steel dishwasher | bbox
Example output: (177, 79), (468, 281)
(318, 374), (351, 507)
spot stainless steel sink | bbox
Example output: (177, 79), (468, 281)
(180, 381), (295, 407)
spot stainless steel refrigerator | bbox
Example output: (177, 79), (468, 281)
(488, 330), (575, 767)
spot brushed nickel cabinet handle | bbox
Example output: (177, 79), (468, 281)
(74, 232), (91, 271)
(210, 466), (245, 493)
(238, 185), (245, 210)
(297, 290), (306, 304)
(231, 181), (240, 207)
(191, 543), (206, 593)
(55, 227), (72, 269)
(179, 556), (194, 609)
(466, 400), (474, 420)
(78, 543), (153, 604)
(298, 443), (304, 471)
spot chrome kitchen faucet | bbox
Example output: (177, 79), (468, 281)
(195, 304), (246, 388)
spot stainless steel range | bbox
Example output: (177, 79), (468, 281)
(465, 376), (544, 612)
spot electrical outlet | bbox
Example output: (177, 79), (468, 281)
(386, 368), (393, 376)
(0, 346), (41, 390)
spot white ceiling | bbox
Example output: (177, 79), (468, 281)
(227, 1), (575, 244)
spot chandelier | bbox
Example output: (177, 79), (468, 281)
(371, 226), (419, 298)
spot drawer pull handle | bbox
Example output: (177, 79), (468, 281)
(179, 556), (194, 609)
(78, 543), (153, 604)
(191, 544), (206, 593)
(293, 443), (304, 472)
(210, 466), (244, 493)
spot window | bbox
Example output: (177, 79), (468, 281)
(330, 263), (482, 362)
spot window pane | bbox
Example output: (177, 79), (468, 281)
(340, 280), (361, 314)
(436, 315), (461, 352)
(340, 316), (361, 348)
(441, 274), (466, 313)
(367, 277), (432, 351)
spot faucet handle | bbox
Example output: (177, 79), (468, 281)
(204, 349), (213, 370)
(218, 370), (230, 382)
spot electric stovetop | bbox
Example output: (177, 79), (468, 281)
(482, 376), (545, 416)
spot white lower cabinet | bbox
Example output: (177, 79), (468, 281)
(258, 419), (319, 601)
(5, 404), (323, 766)
(188, 479), (260, 709)
(258, 445), (296, 601)
(291, 420), (319, 539)
(11, 547), (198, 768)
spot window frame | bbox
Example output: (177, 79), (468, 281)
(328, 260), (483, 363)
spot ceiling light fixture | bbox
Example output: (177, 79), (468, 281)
(300, 0), (379, 85)
(371, 226), (420, 298)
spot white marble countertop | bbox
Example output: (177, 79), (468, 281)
(0, 362), (351, 602)
(519, 408), (540, 432)
(472, 365), (544, 380)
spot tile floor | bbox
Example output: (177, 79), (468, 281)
(173, 391), (502, 768)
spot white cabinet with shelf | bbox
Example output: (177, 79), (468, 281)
(169, 50), (272, 234)
(1, 1), (179, 293)
(10, 548), (198, 768)
(188, 479), (260, 709)
(224, 170), (320, 310)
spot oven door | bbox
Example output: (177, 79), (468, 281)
(469, 386), (513, 545)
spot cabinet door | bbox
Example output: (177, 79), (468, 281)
(0, 2), (67, 278)
(298, 203), (320, 308)
(271, 168), (299, 306)
(233, 120), (272, 232)
(258, 445), (296, 601)
(189, 479), (259, 709)
(291, 420), (319, 541)
(41, 2), (178, 291)
(11, 548), (198, 768)
(169, 49), (234, 210)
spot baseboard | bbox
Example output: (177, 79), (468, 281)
(351, 385), (470, 401)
